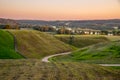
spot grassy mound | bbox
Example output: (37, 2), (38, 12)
(8, 30), (72, 59)
(51, 41), (120, 63)
(0, 60), (119, 80)
(0, 30), (23, 59)
(55, 35), (109, 48)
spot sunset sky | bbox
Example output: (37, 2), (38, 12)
(0, 0), (120, 20)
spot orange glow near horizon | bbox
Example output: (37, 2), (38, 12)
(0, 0), (120, 20)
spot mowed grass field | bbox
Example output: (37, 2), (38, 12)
(8, 30), (72, 59)
(0, 30), (23, 59)
(0, 60), (119, 80)
(55, 35), (109, 48)
(51, 41), (120, 64)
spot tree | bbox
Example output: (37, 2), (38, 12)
(4, 25), (11, 29)
(69, 35), (74, 45)
(65, 29), (71, 34)
(57, 28), (65, 34)
(101, 30), (108, 35)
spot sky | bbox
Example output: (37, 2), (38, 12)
(0, 0), (120, 20)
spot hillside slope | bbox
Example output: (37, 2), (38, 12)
(55, 35), (109, 48)
(0, 30), (23, 59)
(0, 60), (119, 80)
(51, 41), (120, 63)
(8, 30), (72, 59)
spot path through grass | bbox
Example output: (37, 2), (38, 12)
(0, 30), (23, 59)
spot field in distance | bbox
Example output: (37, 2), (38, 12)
(55, 35), (120, 48)
(0, 60), (120, 80)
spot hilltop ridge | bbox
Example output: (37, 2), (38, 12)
(8, 30), (72, 59)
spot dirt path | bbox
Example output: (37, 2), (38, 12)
(42, 51), (120, 67)
(42, 44), (120, 66)
(42, 52), (71, 62)
(42, 53), (120, 66)
(42, 45), (96, 62)
(99, 64), (120, 66)
(6, 31), (26, 58)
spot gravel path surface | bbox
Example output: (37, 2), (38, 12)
(42, 52), (71, 62)
(99, 64), (120, 66)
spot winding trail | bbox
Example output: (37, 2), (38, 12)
(42, 49), (120, 66)
(6, 31), (26, 58)
(42, 52), (71, 62)
(42, 45), (93, 62)
(42, 44), (97, 63)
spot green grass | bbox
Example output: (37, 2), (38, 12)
(0, 30), (23, 59)
(51, 41), (120, 64)
(0, 60), (119, 80)
(107, 66), (120, 70)
(8, 30), (72, 59)
(55, 35), (109, 48)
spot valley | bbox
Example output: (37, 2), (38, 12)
(0, 27), (120, 80)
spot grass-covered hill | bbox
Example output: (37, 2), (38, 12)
(8, 30), (72, 59)
(0, 30), (23, 59)
(0, 60), (119, 80)
(55, 35), (109, 48)
(51, 41), (120, 64)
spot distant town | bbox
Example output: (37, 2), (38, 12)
(0, 18), (120, 36)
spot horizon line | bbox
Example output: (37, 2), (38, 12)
(0, 17), (120, 21)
